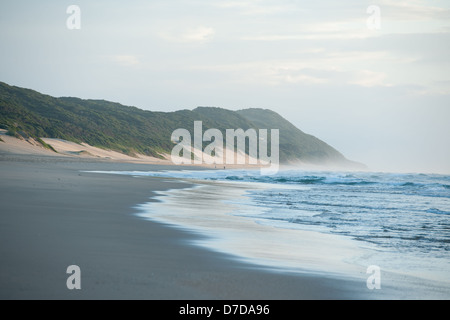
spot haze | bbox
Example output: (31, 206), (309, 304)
(1, 0), (449, 174)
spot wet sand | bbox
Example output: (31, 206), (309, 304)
(0, 152), (372, 299)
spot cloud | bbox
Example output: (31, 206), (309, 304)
(110, 55), (140, 67)
(234, 1), (450, 42)
(379, 0), (450, 21)
(239, 16), (383, 41)
(187, 48), (404, 88)
(158, 26), (215, 43)
(349, 70), (390, 87)
(189, 60), (333, 86)
(241, 32), (376, 41)
(182, 26), (215, 42)
(211, 0), (298, 16)
(412, 83), (450, 96)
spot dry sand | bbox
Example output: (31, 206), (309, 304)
(0, 130), (172, 164)
(0, 139), (374, 300)
(0, 131), (266, 169)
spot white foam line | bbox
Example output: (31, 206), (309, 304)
(136, 179), (368, 279)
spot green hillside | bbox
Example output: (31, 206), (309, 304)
(236, 108), (353, 165)
(0, 81), (362, 167)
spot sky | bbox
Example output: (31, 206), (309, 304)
(0, 0), (449, 174)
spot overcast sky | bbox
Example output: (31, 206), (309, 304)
(1, 0), (449, 173)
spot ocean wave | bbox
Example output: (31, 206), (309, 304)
(426, 208), (450, 215)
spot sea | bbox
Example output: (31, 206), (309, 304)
(90, 168), (450, 298)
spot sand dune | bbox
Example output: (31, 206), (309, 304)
(0, 131), (55, 156)
(0, 130), (171, 164)
(0, 131), (265, 169)
(41, 137), (171, 164)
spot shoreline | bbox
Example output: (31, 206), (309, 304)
(0, 151), (377, 299)
(135, 179), (367, 277)
(131, 176), (450, 299)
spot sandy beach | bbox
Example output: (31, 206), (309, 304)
(0, 148), (378, 300)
